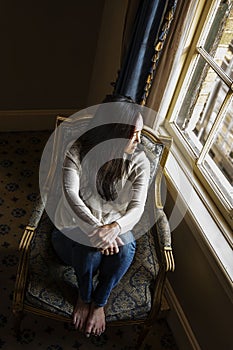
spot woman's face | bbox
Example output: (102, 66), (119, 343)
(124, 113), (143, 154)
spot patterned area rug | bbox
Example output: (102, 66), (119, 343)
(0, 131), (178, 349)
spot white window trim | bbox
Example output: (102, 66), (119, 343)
(154, 0), (233, 293)
(165, 120), (233, 228)
(161, 135), (233, 293)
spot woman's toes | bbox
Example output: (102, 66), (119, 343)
(73, 317), (80, 330)
(91, 328), (97, 336)
(85, 322), (94, 337)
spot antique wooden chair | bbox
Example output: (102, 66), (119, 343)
(13, 113), (175, 348)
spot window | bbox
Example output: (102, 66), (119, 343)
(165, 0), (233, 233)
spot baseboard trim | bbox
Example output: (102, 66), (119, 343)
(0, 109), (78, 131)
(165, 280), (201, 350)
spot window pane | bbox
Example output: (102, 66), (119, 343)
(193, 65), (230, 146)
(202, 1), (232, 57)
(207, 97), (233, 176)
(205, 4), (233, 76)
(175, 56), (231, 156)
(175, 54), (208, 156)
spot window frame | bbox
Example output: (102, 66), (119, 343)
(163, 0), (233, 235)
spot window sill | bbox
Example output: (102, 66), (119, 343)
(159, 125), (233, 297)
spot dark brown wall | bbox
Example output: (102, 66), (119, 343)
(0, 0), (105, 110)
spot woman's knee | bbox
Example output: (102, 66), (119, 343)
(119, 240), (136, 259)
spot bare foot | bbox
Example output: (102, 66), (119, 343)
(85, 302), (106, 337)
(73, 296), (90, 332)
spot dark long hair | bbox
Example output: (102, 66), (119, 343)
(77, 95), (143, 201)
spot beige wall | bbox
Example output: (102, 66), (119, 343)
(0, 1), (105, 110)
(0, 0), (128, 131)
(164, 192), (232, 350)
(87, 0), (129, 106)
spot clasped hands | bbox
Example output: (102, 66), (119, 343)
(88, 222), (123, 255)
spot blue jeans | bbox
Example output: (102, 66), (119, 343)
(51, 228), (136, 307)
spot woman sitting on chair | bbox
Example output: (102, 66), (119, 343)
(51, 95), (150, 338)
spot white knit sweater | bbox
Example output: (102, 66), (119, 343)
(54, 146), (150, 238)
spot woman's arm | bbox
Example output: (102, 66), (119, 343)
(116, 153), (150, 234)
(63, 154), (102, 234)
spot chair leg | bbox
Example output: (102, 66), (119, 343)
(13, 310), (24, 337)
(135, 324), (152, 349)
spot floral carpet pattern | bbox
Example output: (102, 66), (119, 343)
(0, 131), (178, 349)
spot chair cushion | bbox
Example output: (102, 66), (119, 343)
(26, 211), (159, 322)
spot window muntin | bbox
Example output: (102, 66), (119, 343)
(168, 0), (233, 229)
